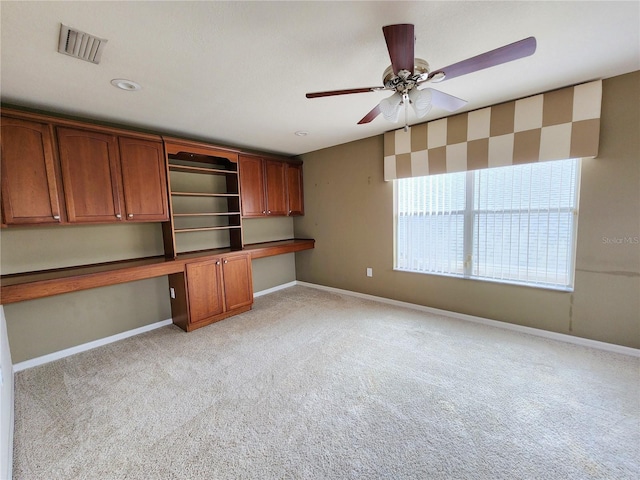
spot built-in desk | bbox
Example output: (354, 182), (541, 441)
(0, 238), (314, 305)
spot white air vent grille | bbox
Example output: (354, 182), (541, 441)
(58, 24), (107, 64)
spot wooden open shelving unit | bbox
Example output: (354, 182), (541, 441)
(162, 137), (244, 259)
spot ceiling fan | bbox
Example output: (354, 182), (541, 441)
(306, 24), (536, 130)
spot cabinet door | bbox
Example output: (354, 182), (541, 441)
(118, 136), (168, 222)
(57, 127), (123, 223)
(186, 259), (224, 324)
(286, 163), (304, 216)
(264, 160), (287, 216)
(221, 254), (253, 311)
(1, 117), (63, 225)
(238, 155), (266, 217)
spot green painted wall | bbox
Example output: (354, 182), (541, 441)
(294, 72), (640, 348)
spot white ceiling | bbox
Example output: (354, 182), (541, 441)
(1, 1), (638, 157)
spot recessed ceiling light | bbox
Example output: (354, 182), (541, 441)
(295, 130), (309, 137)
(111, 79), (141, 91)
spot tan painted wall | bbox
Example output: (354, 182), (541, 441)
(294, 71), (640, 348)
(243, 217), (296, 293)
(1, 217), (295, 363)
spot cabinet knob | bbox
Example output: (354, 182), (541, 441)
(128, 214), (134, 218)
(215, 261), (220, 265)
(262, 211), (266, 214)
(116, 214), (122, 219)
(267, 210), (271, 214)
(224, 260), (228, 264)
(53, 215), (60, 220)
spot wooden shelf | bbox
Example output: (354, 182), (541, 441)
(172, 212), (241, 217)
(0, 239), (314, 304)
(243, 239), (315, 260)
(168, 164), (237, 176)
(171, 192), (239, 198)
(174, 225), (242, 233)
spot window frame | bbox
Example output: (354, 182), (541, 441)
(393, 159), (581, 292)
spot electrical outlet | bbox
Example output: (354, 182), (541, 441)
(170, 287), (176, 299)
(366, 267), (373, 277)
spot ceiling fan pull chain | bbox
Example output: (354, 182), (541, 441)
(404, 93), (409, 132)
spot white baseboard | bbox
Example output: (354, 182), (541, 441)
(294, 281), (640, 358)
(12, 278), (639, 374)
(13, 319), (174, 373)
(254, 281), (297, 298)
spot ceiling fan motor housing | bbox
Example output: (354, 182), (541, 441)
(383, 58), (430, 93)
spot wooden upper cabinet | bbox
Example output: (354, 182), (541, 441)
(239, 154), (304, 218)
(264, 160), (287, 216)
(56, 127), (169, 224)
(57, 127), (123, 223)
(118, 137), (168, 222)
(286, 163), (304, 216)
(238, 155), (266, 217)
(1, 116), (63, 225)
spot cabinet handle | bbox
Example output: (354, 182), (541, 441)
(116, 214), (122, 219)
(224, 260), (228, 264)
(53, 215), (60, 220)
(215, 261), (220, 265)
(128, 214), (134, 218)
(267, 210), (271, 214)
(262, 210), (266, 214)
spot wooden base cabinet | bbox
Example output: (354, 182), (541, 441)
(169, 252), (253, 332)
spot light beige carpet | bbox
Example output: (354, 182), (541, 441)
(13, 286), (640, 479)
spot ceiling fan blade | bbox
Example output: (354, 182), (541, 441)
(306, 87), (384, 98)
(428, 37), (537, 82)
(383, 24), (415, 75)
(357, 104), (382, 124)
(425, 88), (468, 112)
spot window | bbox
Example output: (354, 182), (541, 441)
(395, 158), (581, 290)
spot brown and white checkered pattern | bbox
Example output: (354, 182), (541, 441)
(384, 80), (602, 180)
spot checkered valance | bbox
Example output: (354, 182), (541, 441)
(384, 80), (602, 181)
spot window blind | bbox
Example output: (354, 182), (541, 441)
(395, 158), (580, 290)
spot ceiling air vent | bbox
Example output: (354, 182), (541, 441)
(58, 24), (107, 64)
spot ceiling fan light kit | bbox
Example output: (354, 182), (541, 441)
(380, 93), (403, 122)
(306, 24), (537, 129)
(408, 88), (432, 118)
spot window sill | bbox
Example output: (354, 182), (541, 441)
(393, 267), (574, 293)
